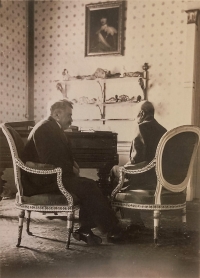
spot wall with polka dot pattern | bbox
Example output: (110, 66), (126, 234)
(32, 0), (193, 133)
(0, 0), (27, 123)
(0, 0), (199, 136)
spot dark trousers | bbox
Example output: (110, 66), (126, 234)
(110, 165), (157, 191)
(22, 172), (118, 234)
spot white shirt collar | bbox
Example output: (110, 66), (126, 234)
(55, 120), (62, 129)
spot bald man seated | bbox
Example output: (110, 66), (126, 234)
(110, 101), (167, 231)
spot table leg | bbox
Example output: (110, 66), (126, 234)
(96, 166), (113, 196)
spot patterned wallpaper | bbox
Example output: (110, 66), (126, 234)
(0, 0), (198, 138)
(32, 0), (190, 140)
(0, 0), (199, 195)
(0, 0), (27, 123)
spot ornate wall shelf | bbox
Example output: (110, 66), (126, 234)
(55, 63), (149, 124)
(70, 97), (141, 105)
(73, 118), (135, 121)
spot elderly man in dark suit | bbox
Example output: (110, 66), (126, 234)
(110, 101), (167, 230)
(111, 100), (167, 189)
(21, 99), (124, 245)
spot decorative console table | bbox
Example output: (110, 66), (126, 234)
(67, 131), (118, 194)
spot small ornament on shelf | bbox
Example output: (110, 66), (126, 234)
(56, 83), (64, 94)
(123, 71), (144, 78)
(105, 94), (141, 103)
(106, 71), (121, 78)
(62, 69), (71, 81)
(136, 95), (142, 102)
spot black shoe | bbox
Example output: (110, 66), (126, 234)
(107, 226), (127, 242)
(126, 223), (150, 235)
(126, 223), (144, 232)
(72, 229), (102, 245)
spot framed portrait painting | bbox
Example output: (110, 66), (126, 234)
(85, 1), (124, 57)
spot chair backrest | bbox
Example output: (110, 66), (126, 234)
(155, 125), (200, 193)
(1, 123), (25, 196)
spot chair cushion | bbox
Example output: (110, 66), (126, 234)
(114, 189), (186, 205)
(16, 193), (79, 206)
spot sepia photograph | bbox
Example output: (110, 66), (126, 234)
(0, 0), (200, 278)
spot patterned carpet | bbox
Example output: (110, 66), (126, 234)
(0, 198), (199, 278)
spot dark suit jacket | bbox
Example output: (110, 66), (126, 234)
(21, 117), (119, 233)
(126, 118), (167, 189)
(22, 116), (74, 174)
(21, 116), (75, 195)
(130, 118), (167, 164)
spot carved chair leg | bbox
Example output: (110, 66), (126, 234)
(181, 207), (189, 239)
(26, 210), (32, 235)
(0, 167), (6, 201)
(153, 210), (160, 244)
(66, 211), (74, 249)
(16, 210), (25, 247)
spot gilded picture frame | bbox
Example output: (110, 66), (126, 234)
(85, 1), (124, 57)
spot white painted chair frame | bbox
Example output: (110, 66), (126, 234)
(1, 123), (80, 249)
(111, 125), (200, 244)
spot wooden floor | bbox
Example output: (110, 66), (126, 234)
(0, 198), (199, 278)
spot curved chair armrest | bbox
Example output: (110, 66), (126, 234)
(110, 158), (156, 200)
(111, 167), (125, 200)
(15, 158), (74, 207)
(123, 158), (156, 174)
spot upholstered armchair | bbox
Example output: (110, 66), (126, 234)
(111, 125), (200, 244)
(1, 123), (80, 249)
